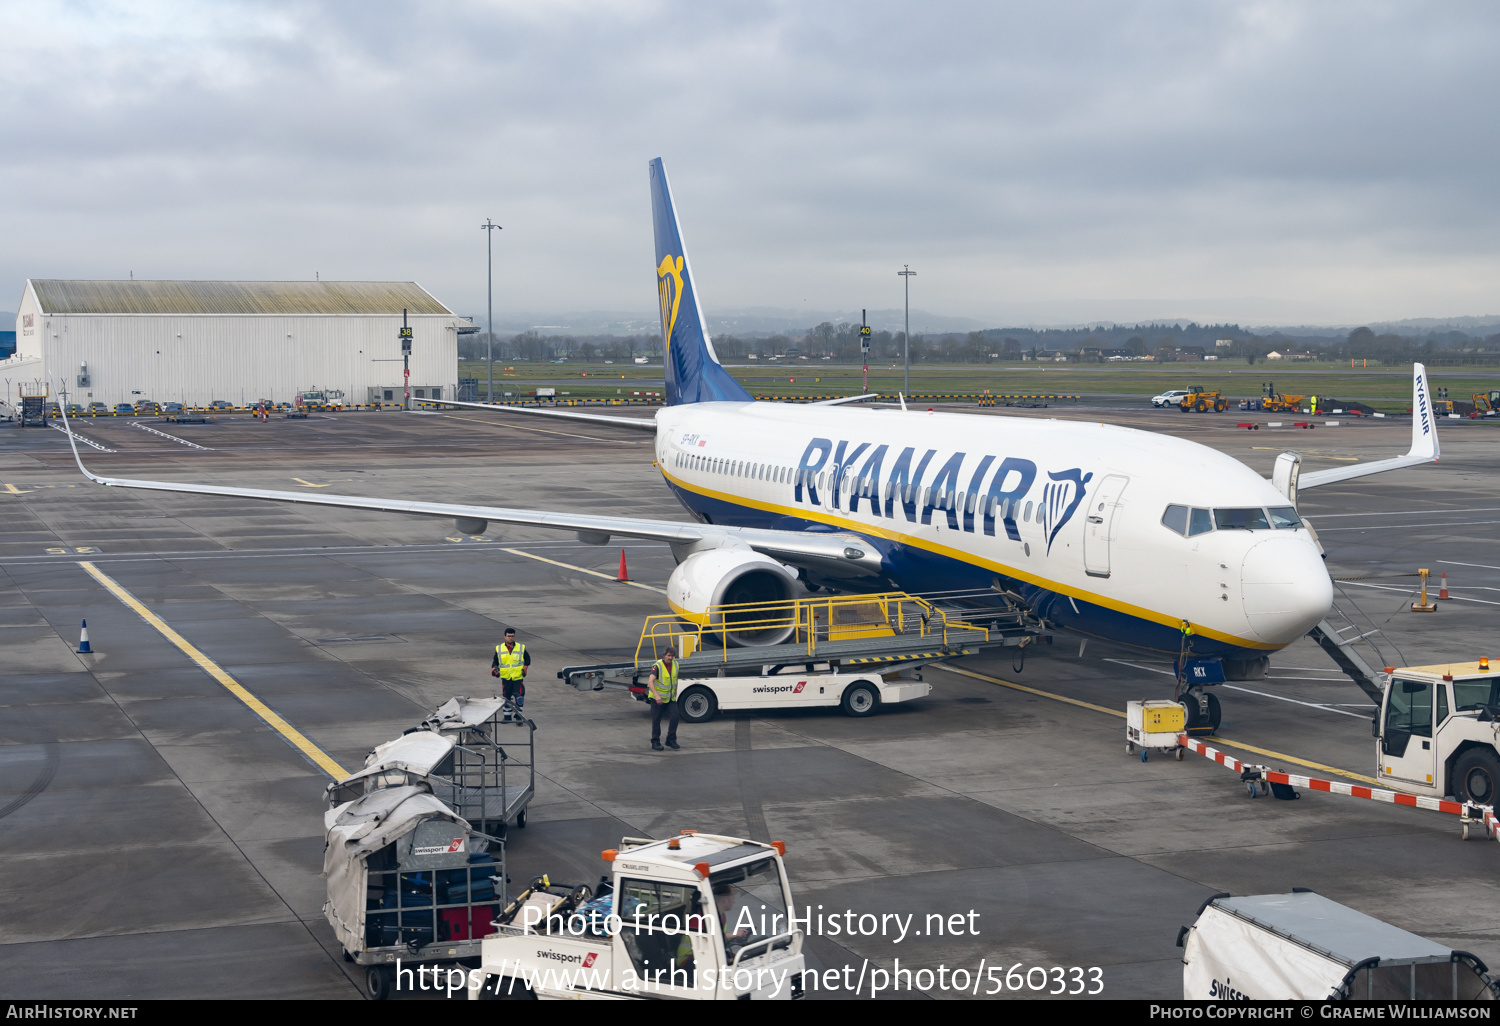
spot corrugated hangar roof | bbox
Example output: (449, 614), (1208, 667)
(29, 280), (453, 316)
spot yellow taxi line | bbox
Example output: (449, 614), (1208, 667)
(78, 561), (350, 779)
(940, 663), (1381, 785)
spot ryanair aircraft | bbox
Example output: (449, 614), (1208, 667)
(61, 158), (1439, 686)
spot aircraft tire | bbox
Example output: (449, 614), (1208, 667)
(1179, 698), (1202, 731)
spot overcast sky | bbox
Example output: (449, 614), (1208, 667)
(3, 1), (1498, 329)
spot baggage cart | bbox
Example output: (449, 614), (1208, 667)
(323, 784), (507, 1000)
(326, 696), (535, 833)
(1179, 889), (1498, 1000)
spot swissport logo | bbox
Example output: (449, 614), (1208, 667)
(414, 837), (466, 856)
(793, 681), (806, 693)
(582, 953), (598, 968)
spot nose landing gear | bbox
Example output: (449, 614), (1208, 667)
(1179, 686), (1222, 734)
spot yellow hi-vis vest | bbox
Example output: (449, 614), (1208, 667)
(496, 642), (527, 681)
(649, 658), (679, 702)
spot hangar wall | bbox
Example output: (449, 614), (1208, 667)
(6, 279), (464, 407)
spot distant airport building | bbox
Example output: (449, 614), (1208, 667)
(5, 279), (468, 407)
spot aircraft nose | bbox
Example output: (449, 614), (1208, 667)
(1241, 534), (1333, 644)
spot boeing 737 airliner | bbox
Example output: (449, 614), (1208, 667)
(61, 158), (1439, 690)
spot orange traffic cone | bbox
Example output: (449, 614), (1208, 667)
(1439, 572), (1449, 600)
(616, 548), (631, 582)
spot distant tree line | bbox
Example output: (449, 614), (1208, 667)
(457, 321), (1500, 366)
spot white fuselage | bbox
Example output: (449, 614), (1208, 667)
(649, 402), (1332, 659)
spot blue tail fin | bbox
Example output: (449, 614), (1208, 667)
(650, 158), (753, 406)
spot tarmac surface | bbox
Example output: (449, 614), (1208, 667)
(1, 402), (1497, 1000)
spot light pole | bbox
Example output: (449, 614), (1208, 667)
(898, 265), (916, 394)
(482, 218), (502, 401)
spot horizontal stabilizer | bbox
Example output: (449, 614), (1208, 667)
(413, 396), (657, 431)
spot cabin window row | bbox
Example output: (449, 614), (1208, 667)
(1160, 504), (1302, 537)
(671, 452), (1039, 521)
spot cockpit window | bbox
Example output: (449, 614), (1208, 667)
(1214, 507), (1270, 531)
(1269, 506), (1301, 530)
(1188, 508), (1214, 536)
(1161, 505), (1189, 536)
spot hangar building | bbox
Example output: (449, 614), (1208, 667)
(5, 279), (467, 408)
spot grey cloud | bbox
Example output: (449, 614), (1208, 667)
(2, 1), (1497, 326)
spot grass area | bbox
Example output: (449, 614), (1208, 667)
(458, 360), (1500, 409)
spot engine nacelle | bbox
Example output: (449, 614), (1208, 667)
(667, 549), (800, 646)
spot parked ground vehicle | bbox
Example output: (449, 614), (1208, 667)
(1152, 389), (1190, 408)
(1377, 658), (1499, 805)
(210, 400), (234, 409)
(1261, 392), (1306, 413)
(471, 831), (803, 1001)
(64, 404), (85, 416)
(1178, 385), (1229, 412)
(294, 388), (345, 408)
(113, 403), (133, 414)
(87, 402), (108, 414)
(163, 402), (184, 413)
(674, 670), (930, 723)
(1180, 889), (1497, 1000)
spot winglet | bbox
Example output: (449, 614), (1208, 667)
(1408, 362), (1439, 462)
(55, 388), (109, 486)
(1296, 362), (1441, 491)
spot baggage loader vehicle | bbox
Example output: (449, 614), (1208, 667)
(560, 590), (1042, 720)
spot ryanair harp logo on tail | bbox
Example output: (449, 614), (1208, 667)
(657, 254), (685, 353)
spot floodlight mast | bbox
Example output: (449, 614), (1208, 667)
(482, 219), (503, 401)
(898, 266), (916, 394)
(859, 309), (871, 394)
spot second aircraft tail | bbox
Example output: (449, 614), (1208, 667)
(649, 158), (753, 406)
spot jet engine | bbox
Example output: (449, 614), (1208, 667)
(667, 548), (800, 646)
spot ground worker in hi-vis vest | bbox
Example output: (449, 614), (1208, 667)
(490, 627), (531, 723)
(647, 647), (680, 751)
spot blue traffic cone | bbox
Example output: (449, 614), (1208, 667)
(77, 619), (91, 654)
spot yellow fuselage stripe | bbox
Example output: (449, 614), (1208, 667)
(78, 561), (350, 779)
(943, 664), (1380, 785)
(659, 467), (1275, 651)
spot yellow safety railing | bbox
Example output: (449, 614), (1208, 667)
(634, 591), (993, 667)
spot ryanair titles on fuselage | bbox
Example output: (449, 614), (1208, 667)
(790, 436), (1090, 555)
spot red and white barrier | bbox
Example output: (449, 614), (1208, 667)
(1177, 735), (1496, 843)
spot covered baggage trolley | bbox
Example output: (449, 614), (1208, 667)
(422, 697), (536, 833)
(325, 697), (536, 834)
(323, 784), (506, 1000)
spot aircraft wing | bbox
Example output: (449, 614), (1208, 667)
(1297, 363), (1440, 490)
(57, 409), (883, 579)
(808, 393), (880, 406)
(414, 396), (658, 431)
